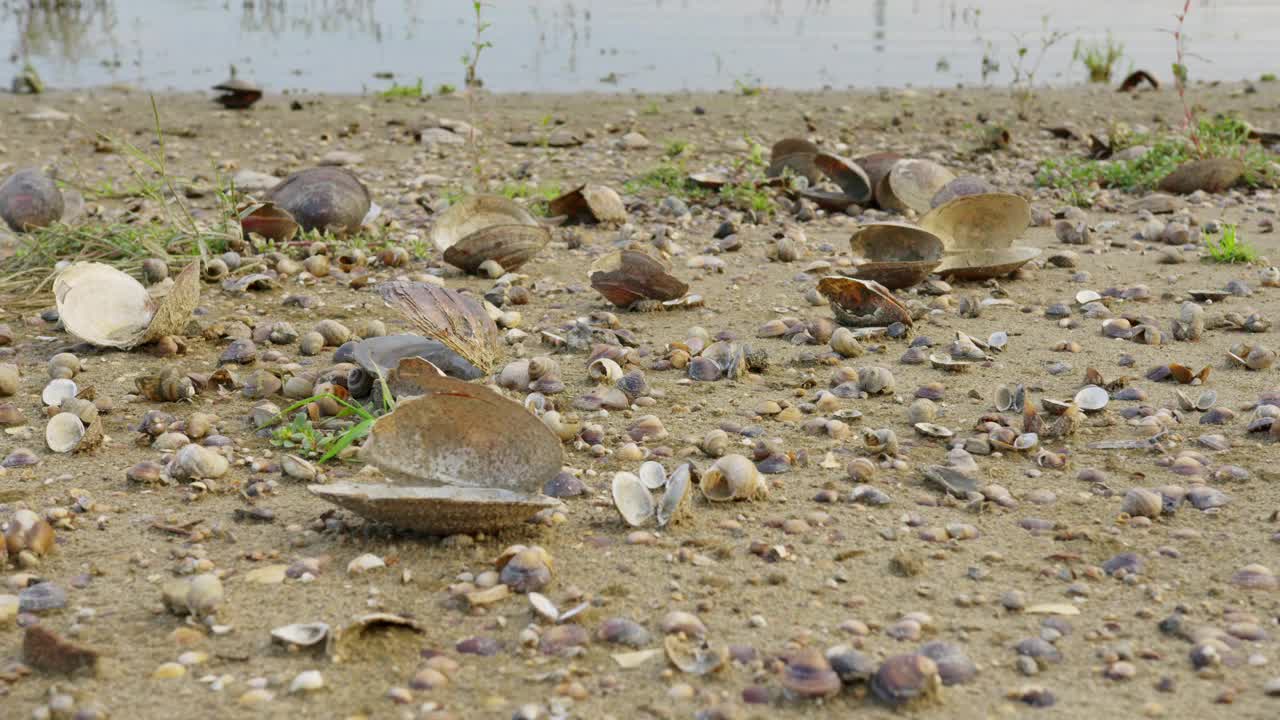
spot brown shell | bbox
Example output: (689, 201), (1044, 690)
(442, 223), (550, 273)
(1157, 158), (1245, 195)
(919, 192), (1031, 252)
(308, 483), (559, 535)
(935, 247), (1041, 282)
(0, 168), (64, 232)
(431, 194), (541, 252)
(239, 201), (299, 242)
(766, 138), (822, 183)
(547, 184), (628, 224)
(817, 276), (913, 327)
(930, 175), (994, 208)
(848, 223), (945, 290)
(265, 167), (371, 235)
(814, 152), (872, 204)
(796, 188), (858, 212)
(884, 160), (956, 214)
(379, 281), (500, 372)
(857, 152), (902, 206)
(589, 250), (689, 308)
(358, 375), (563, 495)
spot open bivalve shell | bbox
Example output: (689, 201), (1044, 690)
(816, 276), (913, 328)
(1074, 385), (1110, 412)
(798, 152), (874, 209)
(54, 261), (200, 349)
(45, 411), (103, 454)
(881, 159), (956, 214)
(239, 201), (299, 242)
(589, 250), (689, 308)
(935, 247), (1041, 282)
(612, 464), (694, 528)
(379, 281), (501, 373)
(611, 472), (655, 527)
(766, 138), (822, 184)
(547, 184), (628, 225)
(919, 192), (1032, 252)
(265, 167), (371, 235)
(848, 222), (944, 290)
(309, 374), (562, 534)
(432, 194), (549, 274)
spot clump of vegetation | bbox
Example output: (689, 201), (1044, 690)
(1262, 72), (1277, 82)
(734, 74), (764, 96)
(378, 78), (424, 98)
(664, 139), (693, 158)
(1036, 115), (1279, 204)
(1073, 34), (1125, 83)
(623, 161), (705, 199)
(1204, 224), (1256, 264)
(436, 83), (457, 96)
(718, 183), (774, 216)
(267, 390), (386, 464)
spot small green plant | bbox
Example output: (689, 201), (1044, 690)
(664, 139), (692, 158)
(1170, 0), (1203, 156)
(718, 183), (774, 216)
(265, 391), (384, 464)
(744, 137), (768, 169)
(641, 101), (660, 116)
(1262, 72), (1278, 82)
(623, 162), (701, 198)
(1073, 34), (1125, 83)
(734, 75), (764, 96)
(496, 182), (563, 215)
(379, 78), (424, 98)
(436, 83), (457, 96)
(1204, 224), (1256, 264)
(461, 2), (492, 89)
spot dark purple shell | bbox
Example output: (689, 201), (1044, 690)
(0, 168), (64, 232)
(266, 167), (371, 235)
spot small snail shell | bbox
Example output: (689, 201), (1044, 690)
(699, 454), (767, 502)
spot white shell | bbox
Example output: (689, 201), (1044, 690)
(638, 460), (668, 490)
(1075, 290), (1102, 305)
(929, 353), (971, 372)
(995, 384), (1025, 412)
(1014, 433), (1039, 451)
(656, 464), (692, 528)
(1074, 385), (1109, 412)
(664, 635), (726, 675)
(271, 622), (331, 648)
(987, 331), (1008, 351)
(913, 422), (953, 439)
(528, 592), (560, 622)
(45, 412), (85, 453)
(53, 261), (199, 349)
(611, 472), (655, 526)
(42, 378), (78, 407)
(587, 358), (624, 384)
(698, 454), (766, 502)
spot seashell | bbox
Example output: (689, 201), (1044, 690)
(1121, 488), (1162, 518)
(5, 508), (55, 558)
(45, 412), (101, 454)
(0, 402), (24, 427)
(687, 356), (722, 381)
(496, 546), (552, 593)
(781, 648), (842, 699)
(882, 159), (956, 214)
(0, 168), (64, 232)
(589, 250), (689, 308)
(930, 175), (994, 208)
(1014, 433), (1039, 451)
(829, 326), (864, 358)
(920, 465), (977, 497)
(656, 464), (692, 528)
(212, 72), (262, 108)
(0, 363), (17, 397)
(660, 610), (707, 638)
(1230, 564), (1278, 591)
(311, 374), (562, 534)
(638, 461), (667, 490)
(239, 201), (299, 242)
(1, 448), (39, 468)
(272, 622), (331, 649)
(627, 414), (667, 442)
(988, 331), (1009, 352)
(857, 366), (896, 395)
(1227, 343), (1275, 371)
(863, 427), (899, 456)
(817, 276), (912, 327)
(766, 138), (822, 183)
(47, 352), (80, 380)
(872, 653), (942, 706)
(848, 222), (945, 289)
(700, 429), (731, 458)
(907, 398), (938, 424)
(587, 358), (623, 384)
(265, 167), (371, 235)
(379, 281), (501, 373)
(54, 261), (200, 349)
(664, 635), (726, 676)
(352, 334), (482, 383)
(919, 641), (977, 686)
(1157, 157), (1244, 195)
(136, 368), (196, 402)
(813, 152), (873, 204)
(1074, 385), (1109, 412)
(929, 353), (971, 372)
(827, 646), (877, 683)
(169, 444), (229, 481)
(699, 454), (766, 502)
(913, 422), (953, 439)
(547, 184), (628, 225)
(935, 247), (1040, 282)
(599, 618), (652, 647)
(996, 384), (1025, 412)
(42, 378), (77, 406)
(919, 192), (1031, 252)
(617, 370), (650, 400)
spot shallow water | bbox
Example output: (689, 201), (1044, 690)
(2, 0), (1277, 94)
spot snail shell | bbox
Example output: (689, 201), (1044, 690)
(698, 454), (766, 502)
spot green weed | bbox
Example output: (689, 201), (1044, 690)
(735, 75), (764, 96)
(1204, 224), (1256, 264)
(265, 391), (385, 464)
(664, 140), (692, 158)
(379, 78), (424, 98)
(718, 183), (774, 216)
(1073, 34), (1125, 83)
(496, 181), (563, 215)
(1262, 73), (1277, 82)
(436, 83), (457, 96)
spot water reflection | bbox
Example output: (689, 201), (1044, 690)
(1, 0), (1276, 93)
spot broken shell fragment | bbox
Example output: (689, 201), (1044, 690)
(589, 250), (689, 308)
(265, 167), (371, 235)
(699, 454), (766, 502)
(612, 472), (655, 527)
(664, 635), (726, 676)
(272, 622), (331, 650)
(54, 261), (200, 349)
(817, 276), (912, 327)
(0, 168), (64, 232)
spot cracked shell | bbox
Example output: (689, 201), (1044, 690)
(817, 276), (912, 327)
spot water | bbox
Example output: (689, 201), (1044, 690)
(2, 1), (1276, 95)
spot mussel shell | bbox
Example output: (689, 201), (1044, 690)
(934, 247), (1040, 282)
(442, 223), (550, 273)
(813, 152), (872, 204)
(884, 160), (956, 214)
(848, 223), (945, 290)
(351, 334), (482, 382)
(590, 250), (689, 307)
(817, 276), (913, 327)
(358, 374), (561, 495)
(0, 168), (64, 232)
(308, 482), (558, 535)
(266, 167), (371, 235)
(919, 193), (1031, 252)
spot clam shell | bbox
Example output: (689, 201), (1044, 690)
(547, 184), (628, 224)
(656, 464), (692, 528)
(920, 465), (978, 497)
(935, 247), (1041, 282)
(308, 482), (559, 535)
(1074, 385), (1109, 411)
(930, 175), (994, 208)
(638, 461), (667, 490)
(884, 160), (956, 214)
(431, 194), (541, 252)
(848, 223), (945, 290)
(238, 201), (299, 242)
(42, 378), (78, 407)
(358, 374), (561, 496)
(351, 334), (483, 382)
(54, 261), (200, 350)
(271, 622), (331, 648)
(0, 168), (64, 232)
(664, 635), (726, 675)
(45, 412), (85, 453)
(611, 472), (655, 527)
(929, 353), (971, 372)
(766, 138), (822, 183)
(816, 276), (912, 328)
(857, 152), (901, 203)
(996, 384), (1025, 412)
(379, 281), (500, 373)
(589, 250), (689, 307)
(442, 223), (550, 273)
(919, 193), (1031, 252)
(265, 167), (371, 235)
(913, 422), (953, 439)
(813, 152), (872, 204)
(1157, 157), (1244, 195)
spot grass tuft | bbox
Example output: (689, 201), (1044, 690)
(1203, 224), (1256, 264)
